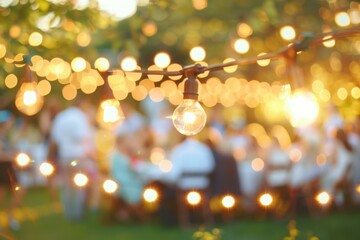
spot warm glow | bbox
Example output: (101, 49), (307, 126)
(259, 193), (273, 207)
(289, 148), (302, 162)
(251, 158), (264, 172)
(192, 0), (207, 10)
(0, 44), (6, 59)
(257, 53), (270, 67)
(37, 80), (51, 96)
(16, 82), (44, 116)
(159, 160), (173, 173)
(234, 38), (250, 54)
(95, 57), (110, 72)
(143, 188), (158, 203)
(71, 57), (87, 72)
(172, 99), (207, 136)
(190, 46), (206, 61)
(322, 35), (335, 48)
(285, 89), (319, 127)
(103, 179), (118, 194)
(316, 191), (331, 205)
(150, 147), (166, 165)
(16, 153), (31, 167)
(23, 90), (37, 106)
(74, 173), (89, 187)
(280, 25), (296, 41)
(335, 12), (351, 27)
(222, 195), (235, 209)
(237, 22), (253, 38)
(187, 191), (201, 205)
(39, 162), (55, 176)
(4, 74), (18, 88)
(28, 32), (43, 46)
(121, 56), (137, 71)
(356, 185), (360, 194)
(154, 52), (171, 69)
(96, 99), (124, 130)
(98, 0), (137, 21)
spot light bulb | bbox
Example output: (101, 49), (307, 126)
(96, 98), (124, 130)
(285, 89), (319, 127)
(15, 82), (44, 116)
(172, 99), (207, 136)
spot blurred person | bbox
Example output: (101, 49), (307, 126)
(321, 128), (354, 207)
(264, 137), (291, 217)
(348, 117), (360, 204)
(50, 97), (94, 220)
(162, 135), (215, 227)
(110, 129), (145, 222)
(206, 128), (240, 222)
(0, 110), (21, 230)
(235, 135), (264, 213)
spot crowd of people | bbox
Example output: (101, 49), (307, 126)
(1, 97), (360, 230)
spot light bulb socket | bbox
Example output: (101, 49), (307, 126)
(99, 71), (114, 100)
(183, 74), (199, 100)
(22, 64), (35, 83)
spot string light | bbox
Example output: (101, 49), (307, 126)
(103, 179), (118, 194)
(315, 191), (331, 206)
(172, 65), (207, 136)
(74, 173), (89, 187)
(259, 193), (273, 207)
(15, 65), (44, 116)
(15, 152), (31, 167)
(221, 195), (235, 209)
(39, 162), (55, 176)
(186, 191), (201, 205)
(143, 188), (158, 203)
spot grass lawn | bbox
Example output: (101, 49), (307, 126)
(1, 188), (360, 240)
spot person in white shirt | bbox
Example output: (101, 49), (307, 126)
(164, 136), (215, 227)
(50, 98), (94, 220)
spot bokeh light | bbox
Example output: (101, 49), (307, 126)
(73, 173), (89, 187)
(95, 57), (110, 72)
(251, 158), (264, 172)
(71, 57), (87, 72)
(221, 195), (235, 209)
(316, 191), (331, 206)
(259, 193), (273, 207)
(28, 32), (43, 46)
(39, 162), (55, 176)
(234, 38), (250, 54)
(16, 153), (31, 167)
(280, 25), (296, 41)
(143, 188), (158, 203)
(103, 179), (118, 194)
(121, 56), (137, 71)
(154, 52), (171, 69)
(190, 46), (206, 61)
(335, 12), (351, 27)
(186, 191), (201, 205)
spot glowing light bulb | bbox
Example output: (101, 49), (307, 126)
(186, 191), (201, 205)
(285, 89), (319, 127)
(259, 193), (273, 207)
(280, 25), (296, 41)
(335, 12), (351, 27)
(316, 191), (331, 205)
(74, 173), (88, 187)
(154, 52), (171, 68)
(172, 99), (207, 136)
(103, 179), (118, 194)
(234, 38), (250, 54)
(16, 153), (31, 167)
(121, 56), (137, 71)
(190, 46), (206, 61)
(16, 82), (44, 116)
(222, 195), (235, 209)
(96, 99), (124, 130)
(143, 188), (158, 203)
(39, 162), (55, 176)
